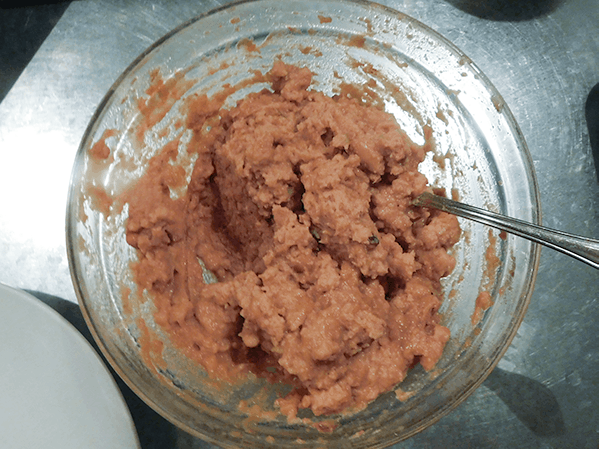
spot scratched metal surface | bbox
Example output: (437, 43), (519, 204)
(0, 0), (597, 447)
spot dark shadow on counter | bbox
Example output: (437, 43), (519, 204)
(444, 0), (562, 21)
(585, 82), (599, 182)
(484, 367), (565, 436)
(0, 2), (71, 103)
(25, 290), (180, 449)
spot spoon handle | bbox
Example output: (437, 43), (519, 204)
(413, 192), (599, 270)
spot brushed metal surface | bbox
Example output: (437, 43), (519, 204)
(0, 0), (597, 447)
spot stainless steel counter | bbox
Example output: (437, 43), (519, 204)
(1, 0), (597, 447)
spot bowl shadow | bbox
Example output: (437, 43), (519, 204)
(484, 367), (566, 436)
(444, 0), (563, 21)
(585, 82), (599, 182)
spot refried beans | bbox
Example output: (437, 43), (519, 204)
(124, 61), (461, 418)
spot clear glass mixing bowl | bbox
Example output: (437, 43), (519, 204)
(66, 1), (540, 447)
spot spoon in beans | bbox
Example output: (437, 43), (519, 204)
(413, 191), (599, 269)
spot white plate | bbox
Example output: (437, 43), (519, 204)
(0, 283), (140, 449)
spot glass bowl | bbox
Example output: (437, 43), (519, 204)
(66, 0), (541, 447)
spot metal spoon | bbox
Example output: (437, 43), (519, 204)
(412, 191), (599, 269)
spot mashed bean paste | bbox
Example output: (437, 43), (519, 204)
(125, 61), (461, 418)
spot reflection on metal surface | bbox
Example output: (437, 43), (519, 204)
(0, 0), (598, 447)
